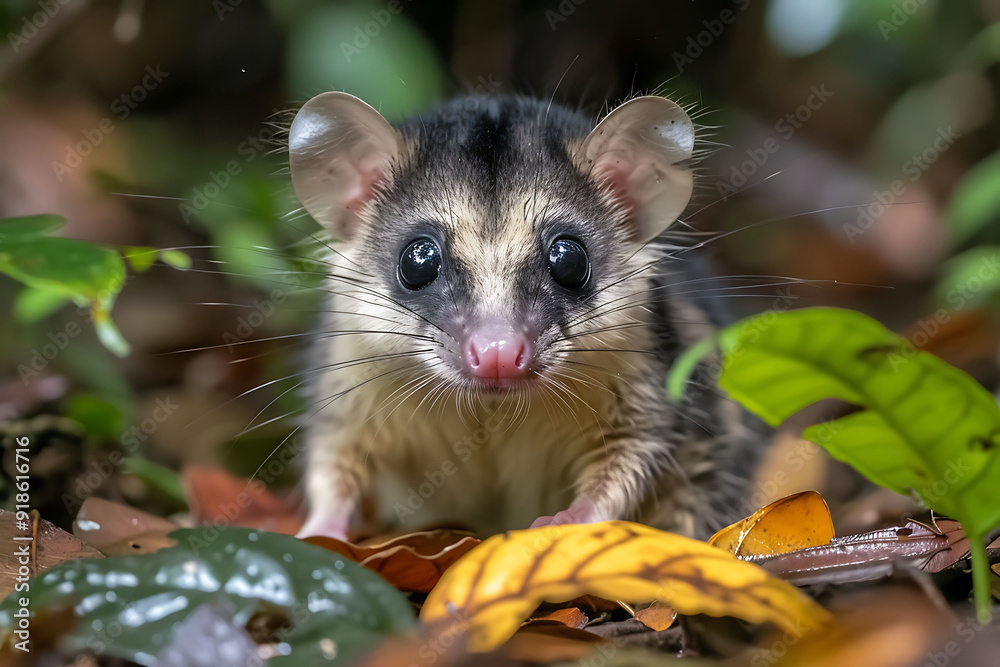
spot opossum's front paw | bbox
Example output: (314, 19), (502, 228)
(296, 510), (350, 541)
(529, 501), (600, 529)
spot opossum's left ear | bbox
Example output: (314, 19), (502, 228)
(289, 92), (401, 239)
(577, 97), (694, 243)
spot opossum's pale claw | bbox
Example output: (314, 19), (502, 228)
(529, 501), (600, 529)
(296, 510), (350, 541)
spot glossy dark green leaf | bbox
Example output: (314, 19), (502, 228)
(669, 307), (1000, 622)
(0, 527), (415, 665)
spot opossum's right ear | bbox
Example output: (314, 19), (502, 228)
(289, 92), (401, 239)
(577, 96), (695, 243)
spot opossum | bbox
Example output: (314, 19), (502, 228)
(287, 92), (763, 541)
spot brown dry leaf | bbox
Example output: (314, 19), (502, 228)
(306, 529), (480, 593)
(531, 607), (588, 629)
(421, 521), (831, 652)
(72, 497), (177, 556)
(534, 595), (626, 619)
(755, 518), (970, 586)
(182, 466), (301, 535)
(709, 491), (834, 557)
(0, 509), (102, 598)
(634, 600), (677, 631)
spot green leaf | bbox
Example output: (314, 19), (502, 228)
(123, 247), (192, 272)
(961, 21), (1000, 67)
(0, 215), (138, 356)
(122, 457), (187, 506)
(669, 307), (1000, 622)
(12, 285), (71, 323)
(0, 214), (66, 243)
(94, 307), (130, 357)
(933, 246), (1000, 309)
(948, 150), (1000, 243)
(0, 226), (131, 357)
(158, 249), (192, 270)
(124, 246), (159, 272)
(67, 393), (124, 439)
(286, 4), (445, 121)
(0, 236), (125, 301)
(0, 527), (415, 665)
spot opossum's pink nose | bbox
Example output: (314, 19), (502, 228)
(464, 322), (532, 380)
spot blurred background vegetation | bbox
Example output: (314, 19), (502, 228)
(2, 0), (1000, 530)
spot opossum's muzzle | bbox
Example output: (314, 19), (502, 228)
(461, 319), (534, 382)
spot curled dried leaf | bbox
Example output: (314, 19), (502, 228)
(421, 521), (831, 652)
(307, 529), (480, 593)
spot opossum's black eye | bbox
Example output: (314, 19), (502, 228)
(548, 237), (590, 289)
(399, 238), (441, 290)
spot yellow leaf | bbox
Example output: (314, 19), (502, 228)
(709, 491), (834, 558)
(420, 521), (831, 652)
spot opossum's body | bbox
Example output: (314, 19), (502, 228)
(288, 93), (764, 540)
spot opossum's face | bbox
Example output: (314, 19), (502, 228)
(289, 94), (694, 394)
